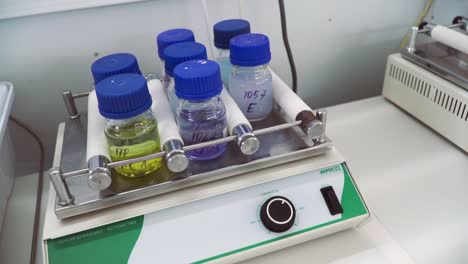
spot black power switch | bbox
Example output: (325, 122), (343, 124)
(320, 186), (343, 215)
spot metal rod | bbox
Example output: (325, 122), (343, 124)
(62, 91), (89, 120)
(232, 124), (260, 155)
(87, 155), (112, 190)
(254, 120), (301, 136)
(49, 124), (74, 205)
(62, 168), (89, 179)
(419, 22), (464, 33)
(73, 91), (90, 99)
(108, 152), (166, 169)
(62, 91), (80, 119)
(60, 120), (304, 177)
(108, 120), (301, 169)
(316, 109), (327, 144)
(418, 28), (430, 34)
(183, 135), (237, 151)
(164, 140), (189, 173)
(407, 26), (419, 53)
(49, 169), (74, 205)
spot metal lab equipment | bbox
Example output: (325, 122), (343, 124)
(43, 73), (369, 264)
(383, 16), (468, 152)
(51, 75), (330, 218)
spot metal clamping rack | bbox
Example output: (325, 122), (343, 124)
(49, 72), (331, 219)
(402, 16), (468, 91)
(382, 15), (468, 152)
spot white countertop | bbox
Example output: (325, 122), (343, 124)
(244, 96), (468, 263)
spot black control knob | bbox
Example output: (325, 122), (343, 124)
(260, 196), (296, 233)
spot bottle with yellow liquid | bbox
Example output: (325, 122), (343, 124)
(96, 73), (162, 178)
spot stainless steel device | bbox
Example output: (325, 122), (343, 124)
(52, 83), (330, 219)
(383, 16), (468, 151)
(43, 72), (369, 264)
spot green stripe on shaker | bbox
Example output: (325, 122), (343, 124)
(47, 216), (144, 264)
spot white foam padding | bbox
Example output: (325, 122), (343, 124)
(220, 88), (252, 134)
(147, 79), (183, 146)
(431, 25), (468, 55)
(271, 71), (313, 121)
(86, 91), (109, 160)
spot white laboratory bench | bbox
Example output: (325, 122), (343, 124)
(244, 96), (468, 263)
(1, 96), (467, 264)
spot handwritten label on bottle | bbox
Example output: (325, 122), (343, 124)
(181, 123), (227, 160)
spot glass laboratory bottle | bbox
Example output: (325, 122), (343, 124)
(164, 42), (207, 115)
(90, 53), (142, 89)
(95, 73), (162, 178)
(156, 28), (195, 89)
(229, 33), (273, 121)
(213, 19), (251, 88)
(174, 60), (228, 160)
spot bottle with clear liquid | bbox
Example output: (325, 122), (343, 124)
(90, 53), (142, 89)
(156, 28), (195, 89)
(96, 73), (162, 177)
(163, 42), (207, 115)
(229, 33), (273, 121)
(174, 60), (228, 160)
(213, 19), (251, 88)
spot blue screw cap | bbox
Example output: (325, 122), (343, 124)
(174, 60), (222, 100)
(91, 53), (142, 84)
(230, 33), (271, 67)
(95, 73), (152, 119)
(213, 19), (251, 49)
(163, 42), (207, 77)
(157, 29), (195, 59)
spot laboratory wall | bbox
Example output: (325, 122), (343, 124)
(0, 0), (466, 175)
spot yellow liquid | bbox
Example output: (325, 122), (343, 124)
(106, 117), (162, 178)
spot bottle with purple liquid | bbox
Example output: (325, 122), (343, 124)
(174, 59), (227, 160)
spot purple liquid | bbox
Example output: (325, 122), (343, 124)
(178, 104), (228, 160)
